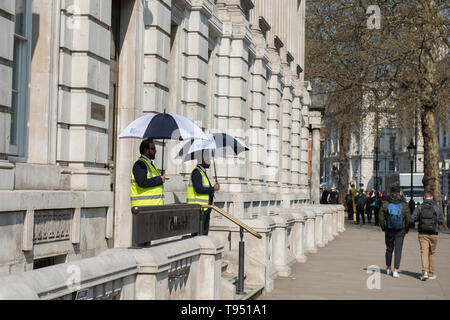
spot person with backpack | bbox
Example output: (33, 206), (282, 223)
(379, 184), (411, 278)
(411, 190), (444, 281)
(355, 189), (367, 225)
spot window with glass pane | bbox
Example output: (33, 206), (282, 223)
(389, 161), (395, 172)
(10, 0), (31, 157)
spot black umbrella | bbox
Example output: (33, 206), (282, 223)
(176, 133), (250, 183)
(119, 111), (209, 174)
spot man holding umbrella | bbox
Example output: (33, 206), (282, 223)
(130, 139), (166, 208)
(187, 151), (220, 235)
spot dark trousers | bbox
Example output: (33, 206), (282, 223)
(374, 207), (380, 225)
(356, 207), (365, 224)
(201, 210), (211, 236)
(385, 229), (405, 269)
(366, 206), (374, 222)
(347, 206), (353, 220)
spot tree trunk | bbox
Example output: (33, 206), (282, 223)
(338, 124), (350, 205)
(421, 106), (441, 204)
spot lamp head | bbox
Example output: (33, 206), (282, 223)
(407, 140), (416, 159)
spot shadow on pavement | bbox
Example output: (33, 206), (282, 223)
(398, 270), (422, 280)
(361, 267), (421, 280)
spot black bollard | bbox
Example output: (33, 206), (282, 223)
(236, 227), (245, 294)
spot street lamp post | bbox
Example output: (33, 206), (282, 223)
(407, 140), (416, 228)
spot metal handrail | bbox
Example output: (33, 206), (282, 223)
(201, 205), (262, 239)
(202, 204), (262, 294)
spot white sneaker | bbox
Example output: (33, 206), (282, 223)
(428, 274), (436, 280)
(393, 271), (400, 278)
(420, 272), (428, 281)
(386, 269), (392, 276)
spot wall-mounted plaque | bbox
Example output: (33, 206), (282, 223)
(91, 102), (106, 121)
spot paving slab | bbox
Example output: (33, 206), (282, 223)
(259, 220), (450, 300)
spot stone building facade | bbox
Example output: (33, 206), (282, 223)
(0, 0), (319, 277)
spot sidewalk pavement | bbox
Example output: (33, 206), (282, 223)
(259, 220), (450, 300)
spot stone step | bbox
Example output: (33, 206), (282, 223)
(221, 272), (246, 285)
(236, 284), (265, 300)
(221, 272), (264, 300)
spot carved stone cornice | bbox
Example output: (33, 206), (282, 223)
(296, 64), (303, 77)
(287, 51), (294, 64)
(240, 0), (255, 11)
(274, 36), (284, 50)
(174, 0), (213, 19)
(208, 9), (223, 37)
(259, 16), (271, 34)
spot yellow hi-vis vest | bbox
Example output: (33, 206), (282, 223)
(187, 166), (211, 212)
(130, 157), (164, 207)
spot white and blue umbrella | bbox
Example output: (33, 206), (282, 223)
(119, 111), (209, 174)
(177, 133), (250, 182)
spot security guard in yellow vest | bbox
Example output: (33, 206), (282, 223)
(130, 139), (165, 208)
(187, 152), (219, 235)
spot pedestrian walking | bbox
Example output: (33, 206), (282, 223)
(321, 187), (330, 204)
(346, 190), (354, 220)
(411, 190), (445, 281)
(379, 184), (411, 278)
(374, 191), (382, 226)
(355, 189), (367, 225)
(365, 190), (375, 223)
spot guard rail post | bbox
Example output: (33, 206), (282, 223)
(237, 227), (245, 295)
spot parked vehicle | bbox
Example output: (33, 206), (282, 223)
(385, 173), (424, 204)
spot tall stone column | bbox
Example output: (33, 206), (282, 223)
(310, 126), (321, 204)
(291, 80), (303, 194)
(165, 0), (213, 192)
(248, 18), (270, 193)
(309, 108), (323, 204)
(115, 0), (145, 248)
(265, 45), (283, 194)
(214, 0), (252, 194)
(280, 50), (295, 195)
(300, 88), (311, 199)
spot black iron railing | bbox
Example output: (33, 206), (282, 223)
(202, 205), (262, 295)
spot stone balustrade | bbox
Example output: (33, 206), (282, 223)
(303, 208), (318, 254)
(0, 203), (345, 299)
(0, 236), (223, 300)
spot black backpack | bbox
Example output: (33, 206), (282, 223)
(419, 202), (437, 234)
(356, 194), (366, 209)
